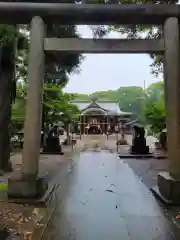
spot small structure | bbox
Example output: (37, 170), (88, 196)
(159, 129), (167, 151)
(71, 99), (132, 135)
(130, 125), (150, 154)
(42, 125), (64, 155)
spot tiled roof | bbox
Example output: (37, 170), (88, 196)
(71, 100), (132, 116)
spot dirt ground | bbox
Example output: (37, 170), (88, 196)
(0, 144), (75, 240)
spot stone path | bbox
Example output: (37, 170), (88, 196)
(0, 134), (170, 239)
(42, 150), (180, 240)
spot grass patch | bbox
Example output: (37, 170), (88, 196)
(0, 183), (8, 192)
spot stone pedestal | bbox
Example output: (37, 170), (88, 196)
(42, 134), (64, 155)
(8, 174), (48, 199)
(152, 172), (180, 205)
(131, 145), (149, 154)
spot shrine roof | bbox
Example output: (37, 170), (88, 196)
(71, 100), (132, 116)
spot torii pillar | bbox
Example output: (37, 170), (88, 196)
(8, 16), (47, 198)
(152, 17), (180, 204)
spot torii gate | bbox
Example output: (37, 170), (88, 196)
(3, 2), (180, 203)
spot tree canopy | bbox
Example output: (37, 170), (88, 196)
(90, 0), (178, 76)
(74, 86), (145, 119)
(144, 81), (165, 133)
(12, 83), (80, 133)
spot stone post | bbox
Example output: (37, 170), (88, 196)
(164, 18), (180, 178)
(22, 16), (45, 177)
(8, 16), (47, 199)
(152, 17), (180, 204)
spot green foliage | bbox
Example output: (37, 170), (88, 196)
(11, 83), (26, 133)
(42, 84), (81, 126)
(116, 86), (145, 119)
(0, 25), (17, 47)
(0, 24), (28, 81)
(90, 0), (178, 76)
(12, 83), (80, 132)
(45, 24), (83, 86)
(74, 86), (145, 119)
(144, 81), (165, 133)
(0, 4), (82, 84)
(146, 81), (164, 102)
(144, 100), (165, 133)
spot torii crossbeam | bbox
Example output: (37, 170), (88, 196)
(0, 2), (179, 24)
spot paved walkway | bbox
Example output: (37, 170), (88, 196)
(44, 151), (179, 240)
(3, 135), (170, 239)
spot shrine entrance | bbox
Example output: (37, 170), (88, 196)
(3, 2), (180, 203)
(88, 125), (102, 135)
(80, 106), (111, 135)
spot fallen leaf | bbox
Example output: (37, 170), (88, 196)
(106, 189), (115, 193)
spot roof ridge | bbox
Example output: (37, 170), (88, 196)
(71, 99), (118, 103)
(97, 100), (118, 102)
(71, 99), (91, 102)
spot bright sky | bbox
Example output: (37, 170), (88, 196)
(64, 25), (162, 94)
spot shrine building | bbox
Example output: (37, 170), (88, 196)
(71, 99), (132, 134)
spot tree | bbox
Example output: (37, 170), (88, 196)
(90, 0), (178, 76)
(45, 24), (83, 86)
(117, 86), (145, 119)
(0, 23), (28, 171)
(145, 99), (166, 133)
(42, 84), (80, 144)
(11, 82), (26, 134)
(146, 81), (164, 103)
(0, 1), (82, 171)
(42, 85), (79, 126)
(144, 81), (166, 133)
(12, 83), (80, 131)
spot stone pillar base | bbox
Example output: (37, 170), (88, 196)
(8, 174), (48, 199)
(151, 172), (180, 205)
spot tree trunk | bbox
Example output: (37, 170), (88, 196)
(0, 44), (15, 172)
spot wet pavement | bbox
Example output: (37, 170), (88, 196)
(47, 151), (179, 240)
